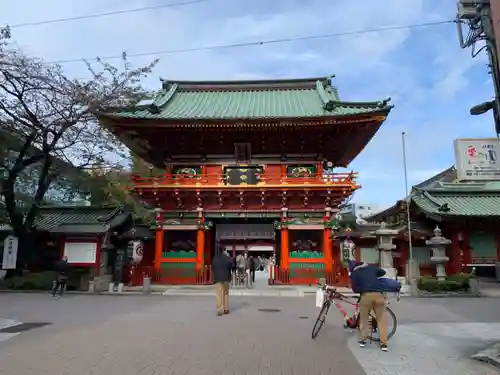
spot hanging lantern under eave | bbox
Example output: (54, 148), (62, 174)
(128, 240), (144, 265)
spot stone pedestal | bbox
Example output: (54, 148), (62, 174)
(375, 222), (398, 278)
(88, 281), (95, 293)
(142, 277), (152, 294)
(426, 226), (451, 281)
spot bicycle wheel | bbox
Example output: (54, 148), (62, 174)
(369, 306), (397, 342)
(312, 300), (331, 339)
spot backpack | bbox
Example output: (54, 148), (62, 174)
(379, 277), (402, 293)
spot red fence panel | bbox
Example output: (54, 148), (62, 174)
(269, 265), (340, 286)
(127, 265), (213, 286)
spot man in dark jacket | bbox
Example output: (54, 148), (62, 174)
(212, 249), (233, 316)
(248, 256), (256, 284)
(348, 260), (388, 351)
(52, 256), (70, 298)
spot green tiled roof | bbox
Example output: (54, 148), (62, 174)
(412, 191), (500, 217)
(101, 77), (393, 120)
(0, 206), (131, 234)
(35, 206), (130, 234)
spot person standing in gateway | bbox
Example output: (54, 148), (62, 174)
(212, 248), (233, 316)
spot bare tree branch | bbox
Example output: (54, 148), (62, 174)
(0, 28), (158, 256)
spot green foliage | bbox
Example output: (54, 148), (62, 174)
(131, 154), (163, 176)
(89, 166), (152, 222)
(0, 271), (56, 290)
(338, 212), (357, 228)
(417, 273), (473, 292)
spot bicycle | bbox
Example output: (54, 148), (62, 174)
(311, 283), (398, 341)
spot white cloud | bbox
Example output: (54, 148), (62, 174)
(0, 0), (495, 207)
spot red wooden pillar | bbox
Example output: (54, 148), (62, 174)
(196, 229), (205, 270)
(280, 229), (289, 269)
(153, 211), (164, 276)
(323, 228), (333, 272)
(280, 165), (287, 182)
(463, 231), (471, 270)
(449, 228), (461, 275)
(280, 207), (289, 269)
(398, 241), (409, 277)
(195, 208), (205, 270)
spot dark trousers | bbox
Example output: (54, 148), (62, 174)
(250, 269), (256, 283)
(52, 281), (66, 297)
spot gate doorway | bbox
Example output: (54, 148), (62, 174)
(212, 219), (276, 289)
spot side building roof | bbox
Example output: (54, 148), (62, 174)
(367, 165), (500, 222)
(0, 205), (132, 235)
(365, 166), (456, 222)
(412, 180), (500, 219)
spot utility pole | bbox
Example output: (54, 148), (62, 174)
(457, 0), (500, 135)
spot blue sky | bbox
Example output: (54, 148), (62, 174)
(1, 0), (496, 210)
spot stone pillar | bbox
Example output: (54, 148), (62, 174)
(426, 226), (451, 281)
(375, 222), (398, 278)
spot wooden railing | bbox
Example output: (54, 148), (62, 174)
(130, 172), (358, 188)
(269, 265), (346, 286)
(470, 257), (497, 265)
(128, 265), (213, 286)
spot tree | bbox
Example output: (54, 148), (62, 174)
(88, 163), (153, 221)
(0, 27), (157, 266)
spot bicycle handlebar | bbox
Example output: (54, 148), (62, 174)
(319, 282), (401, 302)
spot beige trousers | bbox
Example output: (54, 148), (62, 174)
(358, 292), (388, 344)
(215, 282), (230, 313)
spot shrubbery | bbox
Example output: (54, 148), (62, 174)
(417, 273), (473, 292)
(0, 271), (57, 290)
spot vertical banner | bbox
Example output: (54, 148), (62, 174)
(2, 235), (18, 270)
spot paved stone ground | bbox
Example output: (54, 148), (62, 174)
(349, 323), (500, 375)
(0, 294), (365, 375)
(0, 294), (500, 374)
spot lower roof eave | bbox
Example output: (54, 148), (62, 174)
(100, 111), (391, 127)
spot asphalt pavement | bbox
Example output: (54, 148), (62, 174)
(0, 293), (499, 374)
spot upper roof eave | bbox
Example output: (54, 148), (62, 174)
(96, 107), (392, 123)
(158, 76), (334, 90)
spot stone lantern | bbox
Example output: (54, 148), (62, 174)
(375, 222), (398, 278)
(426, 226), (450, 281)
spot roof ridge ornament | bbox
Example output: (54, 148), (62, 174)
(326, 74), (336, 86)
(149, 83), (179, 114)
(316, 80), (337, 111)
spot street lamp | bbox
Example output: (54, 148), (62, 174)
(470, 100), (494, 115)
(470, 100), (500, 135)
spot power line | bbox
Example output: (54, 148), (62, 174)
(6, 0), (211, 29)
(45, 20), (454, 65)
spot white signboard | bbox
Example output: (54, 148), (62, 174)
(2, 235), (18, 270)
(454, 138), (500, 181)
(63, 242), (97, 264)
(247, 245), (274, 252)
